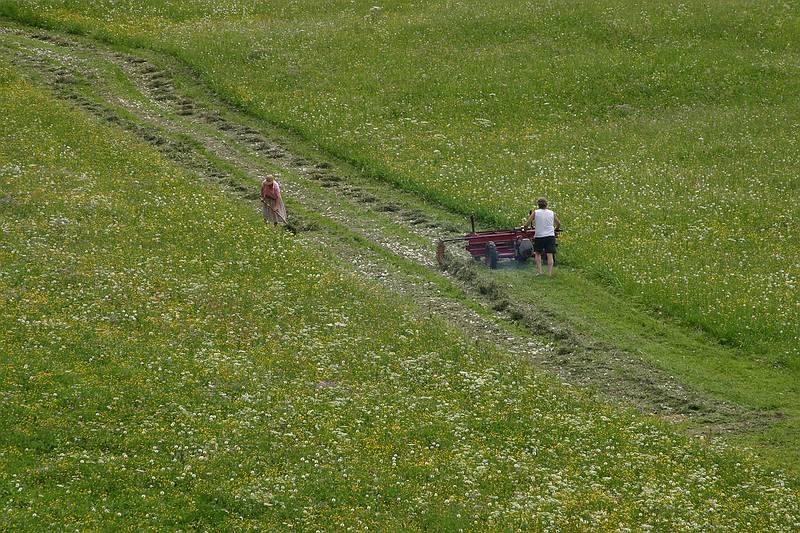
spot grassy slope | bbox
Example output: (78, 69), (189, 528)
(495, 267), (800, 471)
(2, 59), (800, 530)
(89, 26), (800, 478)
(1, 0), (797, 364)
(1, 15), (797, 480)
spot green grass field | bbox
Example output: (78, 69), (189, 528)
(2, 54), (800, 530)
(3, 1), (800, 529)
(2, 0), (797, 365)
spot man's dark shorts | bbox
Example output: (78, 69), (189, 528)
(534, 235), (556, 254)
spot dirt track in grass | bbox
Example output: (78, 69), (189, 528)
(0, 22), (777, 438)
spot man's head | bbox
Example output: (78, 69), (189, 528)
(537, 197), (548, 209)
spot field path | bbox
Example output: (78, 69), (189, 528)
(0, 23), (768, 437)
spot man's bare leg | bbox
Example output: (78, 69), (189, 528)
(546, 253), (554, 276)
(535, 252), (543, 275)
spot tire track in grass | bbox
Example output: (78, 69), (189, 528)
(0, 23), (777, 438)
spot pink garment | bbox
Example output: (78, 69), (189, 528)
(261, 179), (281, 201)
(261, 179), (287, 224)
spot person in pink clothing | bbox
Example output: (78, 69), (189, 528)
(260, 174), (287, 225)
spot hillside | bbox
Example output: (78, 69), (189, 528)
(2, 2), (800, 530)
(2, 0), (797, 362)
(2, 46), (799, 531)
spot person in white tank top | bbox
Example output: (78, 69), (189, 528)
(524, 197), (561, 276)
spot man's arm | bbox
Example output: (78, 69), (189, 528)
(554, 214), (561, 231)
(525, 209), (536, 229)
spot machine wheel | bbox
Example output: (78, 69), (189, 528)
(485, 242), (498, 269)
(516, 238), (533, 262)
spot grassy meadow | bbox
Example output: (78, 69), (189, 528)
(2, 0), (798, 365)
(2, 54), (800, 530)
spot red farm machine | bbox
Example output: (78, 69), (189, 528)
(436, 216), (558, 269)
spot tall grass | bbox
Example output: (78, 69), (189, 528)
(2, 57), (800, 530)
(4, 1), (798, 362)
